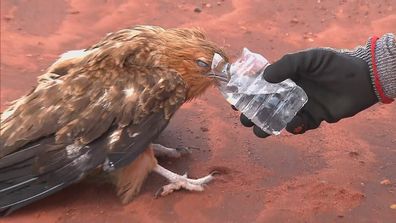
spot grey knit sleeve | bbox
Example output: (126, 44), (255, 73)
(343, 33), (396, 102)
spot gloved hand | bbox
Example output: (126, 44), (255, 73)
(239, 49), (378, 138)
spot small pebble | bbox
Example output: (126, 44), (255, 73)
(380, 179), (391, 185)
(3, 16), (13, 21)
(194, 7), (202, 13)
(69, 10), (80, 14)
(200, 127), (209, 132)
(290, 18), (299, 24)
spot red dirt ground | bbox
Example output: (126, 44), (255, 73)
(1, 0), (395, 222)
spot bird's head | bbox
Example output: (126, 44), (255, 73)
(157, 28), (229, 100)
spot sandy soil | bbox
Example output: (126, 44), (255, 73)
(1, 0), (395, 222)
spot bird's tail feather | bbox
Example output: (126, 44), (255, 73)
(0, 138), (104, 216)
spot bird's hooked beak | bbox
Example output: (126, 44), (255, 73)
(207, 53), (230, 83)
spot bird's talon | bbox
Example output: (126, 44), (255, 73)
(153, 164), (215, 197)
(210, 170), (221, 176)
(175, 146), (193, 155)
(154, 187), (164, 198)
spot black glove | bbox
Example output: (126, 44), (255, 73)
(239, 49), (378, 138)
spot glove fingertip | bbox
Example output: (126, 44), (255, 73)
(240, 114), (255, 127)
(263, 66), (281, 83)
(263, 64), (288, 83)
(253, 126), (270, 138)
(286, 115), (306, 134)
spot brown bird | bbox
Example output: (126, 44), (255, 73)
(0, 25), (228, 215)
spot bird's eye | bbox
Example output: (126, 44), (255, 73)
(196, 60), (209, 68)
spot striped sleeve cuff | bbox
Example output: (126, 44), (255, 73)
(343, 33), (395, 103)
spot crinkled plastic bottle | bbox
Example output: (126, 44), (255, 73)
(212, 48), (308, 135)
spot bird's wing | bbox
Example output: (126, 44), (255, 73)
(86, 25), (164, 51)
(0, 44), (187, 215)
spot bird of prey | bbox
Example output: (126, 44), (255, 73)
(0, 25), (228, 215)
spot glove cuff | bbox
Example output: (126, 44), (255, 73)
(343, 34), (395, 103)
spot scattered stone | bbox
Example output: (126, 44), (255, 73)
(380, 179), (391, 185)
(194, 7), (202, 13)
(359, 160), (365, 164)
(240, 26), (251, 34)
(205, 3), (212, 8)
(303, 32), (316, 42)
(290, 18), (299, 24)
(390, 204), (396, 209)
(217, 2), (222, 6)
(349, 151), (359, 157)
(200, 127), (209, 132)
(69, 10), (80, 14)
(3, 16), (13, 21)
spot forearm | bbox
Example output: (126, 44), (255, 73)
(345, 33), (396, 103)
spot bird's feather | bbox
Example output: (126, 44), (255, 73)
(0, 26), (187, 215)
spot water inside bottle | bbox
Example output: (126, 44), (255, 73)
(212, 48), (308, 135)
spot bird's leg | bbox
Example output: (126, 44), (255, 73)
(153, 164), (217, 197)
(112, 148), (157, 204)
(152, 143), (192, 158)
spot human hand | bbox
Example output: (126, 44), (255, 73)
(239, 49), (378, 138)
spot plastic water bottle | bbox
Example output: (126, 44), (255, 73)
(211, 48), (308, 135)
